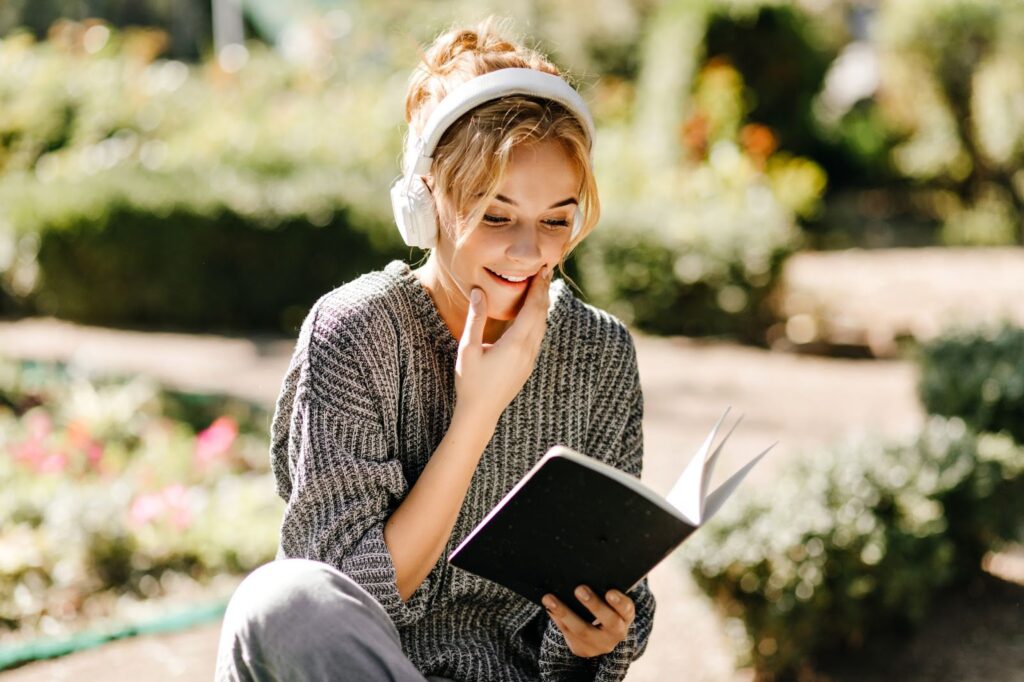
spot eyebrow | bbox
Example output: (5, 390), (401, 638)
(494, 193), (578, 209)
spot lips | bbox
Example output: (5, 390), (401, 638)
(485, 267), (533, 289)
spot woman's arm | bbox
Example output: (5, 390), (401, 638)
(385, 406), (495, 602)
(386, 267), (554, 602)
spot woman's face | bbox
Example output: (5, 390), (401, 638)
(432, 139), (580, 323)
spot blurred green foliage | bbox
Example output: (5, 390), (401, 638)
(582, 55), (821, 342)
(2, 0), (1020, 338)
(872, 0), (1024, 246)
(0, 0), (211, 59)
(917, 323), (1024, 444)
(685, 322), (1024, 677)
(685, 417), (1024, 679)
(0, 23), (411, 332)
(0, 12), (818, 341)
(0, 358), (281, 644)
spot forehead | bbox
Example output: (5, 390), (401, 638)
(495, 140), (580, 200)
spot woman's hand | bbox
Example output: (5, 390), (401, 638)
(453, 265), (552, 426)
(542, 586), (635, 658)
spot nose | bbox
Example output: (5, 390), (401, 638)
(506, 221), (542, 262)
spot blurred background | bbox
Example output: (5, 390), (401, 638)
(0, 0), (1021, 680)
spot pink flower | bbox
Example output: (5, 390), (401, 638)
(162, 484), (194, 530)
(127, 484), (195, 531)
(194, 416), (238, 468)
(128, 491), (166, 527)
(11, 411), (66, 474)
(86, 443), (105, 467)
(37, 451), (68, 474)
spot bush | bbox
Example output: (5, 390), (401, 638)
(0, 25), (410, 333)
(0, 358), (282, 644)
(575, 219), (790, 342)
(575, 59), (816, 344)
(917, 323), (1024, 444)
(683, 417), (1024, 679)
(0, 167), (406, 333)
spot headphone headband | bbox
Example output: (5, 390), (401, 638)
(404, 67), (595, 176)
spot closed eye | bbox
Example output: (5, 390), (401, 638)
(482, 215), (570, 228)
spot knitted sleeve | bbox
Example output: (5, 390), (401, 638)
(538, 323), (657, 682)
(271, 299), (434, 629)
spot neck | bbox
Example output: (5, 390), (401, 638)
(412, 257), (514, 345)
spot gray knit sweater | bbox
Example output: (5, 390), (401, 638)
(270, 259), (655, 682)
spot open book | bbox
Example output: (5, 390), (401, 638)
(447, 408), (776, 623)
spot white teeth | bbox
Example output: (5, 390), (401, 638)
(490, 269), (530, 283)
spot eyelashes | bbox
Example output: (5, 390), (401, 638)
(482, 214), (569, 228)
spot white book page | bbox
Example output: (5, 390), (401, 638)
(664, 408), (731, 526)
(701, 442), (777, 523)
(698, 412), (743, 518)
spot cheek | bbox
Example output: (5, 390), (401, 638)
(543, 232), (572, 260)
(458, 227), (570, 265)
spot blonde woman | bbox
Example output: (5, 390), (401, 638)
(216, 17), (655, 682)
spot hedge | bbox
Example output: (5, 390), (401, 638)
(917, 323), (1024, 444)
(683, 418), (1024, 679)
(0, 167), (407, 333)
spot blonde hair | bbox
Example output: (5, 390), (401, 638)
(403, 17), (599, 287)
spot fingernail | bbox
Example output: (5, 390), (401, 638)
(470, 288), (481, 306)
(608, 592), (620, 604)
(543, 596), (555, 610)
(575, 586), (590, 601)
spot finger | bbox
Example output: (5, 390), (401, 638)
(500, 265), (551, 344)
(459, 287), (487, 350)
(575, 585), (627, 631)
(543, 611), (591, 659)
(530, 264), (552, 311)
(604, 590), (636, 624)
(540, 593), (589, 634)
(544, 592), (617, 657)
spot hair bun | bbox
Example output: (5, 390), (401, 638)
(405, 17), (563, 132)
(425, 20), (518, 75)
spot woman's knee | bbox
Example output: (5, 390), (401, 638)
(218, 559), (411, 680)
(225, 559), (338, 633)
(222, 558), (394, 646)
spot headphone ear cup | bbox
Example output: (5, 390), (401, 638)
(570, 207), (584, 242)
(390, 175), (438, 249)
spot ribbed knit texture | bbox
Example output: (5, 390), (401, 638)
(270, 259), (655, 682)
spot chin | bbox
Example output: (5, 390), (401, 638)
(486, 298), (526, 321)
(488, 310), (516, 322)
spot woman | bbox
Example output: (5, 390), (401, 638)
(216, 17), (655, 682)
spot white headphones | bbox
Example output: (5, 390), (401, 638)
(390, 67), (596, 249)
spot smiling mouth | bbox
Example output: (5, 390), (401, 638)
(485, 267), (534, 287)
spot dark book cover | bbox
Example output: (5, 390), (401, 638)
(447, 409), (775, 623)
(448, 448), (695, 623)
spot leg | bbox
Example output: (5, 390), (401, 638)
(215, 558), (428, 682)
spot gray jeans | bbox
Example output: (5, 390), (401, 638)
(215, 558), (454, 682)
